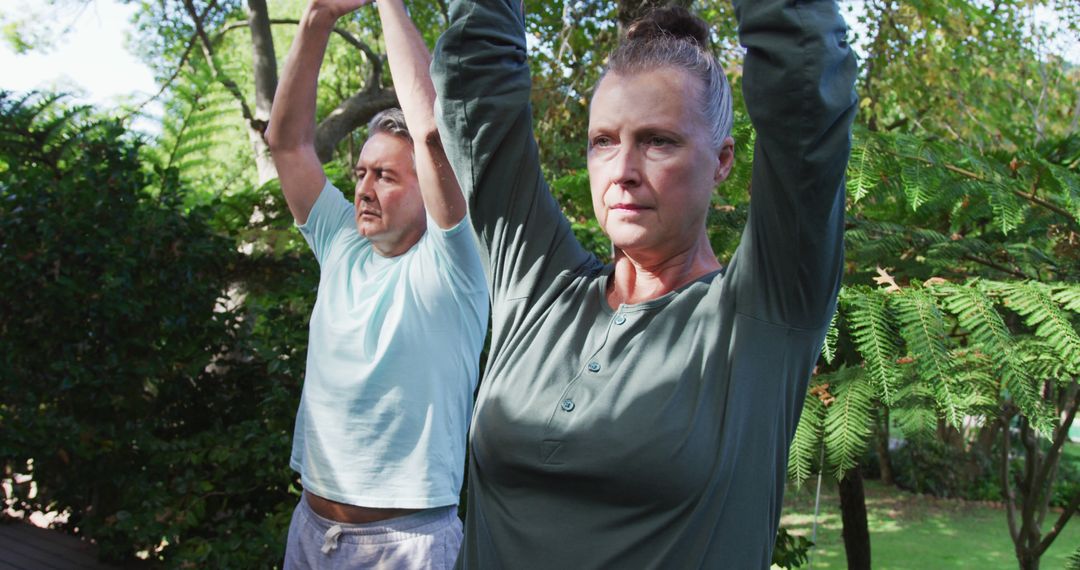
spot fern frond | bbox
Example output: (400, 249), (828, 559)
(1044, 162), (1080, 218)
(892, 288), (966, 426)
(999, 281), (1080, 373)
(821, 308), (839, 365)
(1052, 284), (1080, 312)
(847, 138), (877, 203)
(788, 393), (826, 486)
(935, 282), (1045, 427)
(822, 367), (875, 479)
(901, 163), (933, 211)
(1015, 338), (1075, 387)
(844, 288), (901, 403)
(986, 181), (1027, 235)
(892, 405), (938, 441)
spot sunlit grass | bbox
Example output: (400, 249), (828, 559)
(779, 468), (1080, 569)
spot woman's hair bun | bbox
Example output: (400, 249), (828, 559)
(625, 6), (710, 49)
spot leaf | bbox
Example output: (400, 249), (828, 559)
(788, 394), (826, 485)
(999, 281), (1080, 373)
(847, 137), (877, 203)
(845, 288), (902, 403)
(873, 267), (902, 293)
(822, 368), (875, 479)
(892, 288), (966, 427)
(821, 309), (840, 365)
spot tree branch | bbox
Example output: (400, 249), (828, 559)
(211, 15), (395, 164)
(960, 254), (1031, 280)
(894, 152), (1080, 228)
(182, 0), (261, 132)
(313, 87), (398, 163)
(1035, 490), (1079, 556)
(122, 34), (198, 123)
(122, 0), (220, 124)
(216, 18), (384, 93)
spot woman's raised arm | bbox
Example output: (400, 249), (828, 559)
(431, 0), (595, 306)
(728, 0), (858, 329)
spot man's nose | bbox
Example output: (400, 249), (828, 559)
(355, 175), (375, 203)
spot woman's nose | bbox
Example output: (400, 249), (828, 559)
(610, 145), (642, 188)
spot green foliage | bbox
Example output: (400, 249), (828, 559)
(844, 288), (900, 404)
(788, 392), (825, 485)
(1068, 545), (1080, 570)
(889, 438), (999, 501)
(0, 91), (306, 567)
(771, 526), (813, 569)
(821, 367), (875, 479)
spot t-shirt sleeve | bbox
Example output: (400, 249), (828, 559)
(431, 0), (597, 308)
(422, 213), (488, 295)
(296, 179), (355, 265)
(728, 0), (858, 330)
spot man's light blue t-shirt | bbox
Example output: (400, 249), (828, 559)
(290, 180), (488, 509)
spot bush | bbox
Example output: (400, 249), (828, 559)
(890, 438), (999, 500)
(889, 436), (1080, 508)
(0, 92), (310, 567)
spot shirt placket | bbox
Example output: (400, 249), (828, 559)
(545, 308), (635, 429)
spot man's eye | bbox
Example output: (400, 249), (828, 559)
(591, 136), (613, 148)
(646, 136), (673, 147)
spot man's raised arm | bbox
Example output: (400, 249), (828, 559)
(376, 0), (466, 229)
(266, 2), (358, 224)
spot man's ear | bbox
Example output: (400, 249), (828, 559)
(714, 136), (735, 184)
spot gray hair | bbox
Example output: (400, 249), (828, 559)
(601, 7), (733, 149)
(367, 107), (412, 142)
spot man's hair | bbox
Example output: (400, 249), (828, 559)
(367, 108), (412, 142)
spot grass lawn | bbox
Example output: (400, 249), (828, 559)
(779, 453), (1080, 569)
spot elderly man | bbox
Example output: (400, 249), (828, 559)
(265, 0), (487, 567)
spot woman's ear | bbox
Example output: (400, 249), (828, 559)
(714, 136), (735, 184)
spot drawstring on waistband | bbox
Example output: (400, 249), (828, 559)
(321, 524), (343, 554)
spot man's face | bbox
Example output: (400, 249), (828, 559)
(353, 132), (426, 257)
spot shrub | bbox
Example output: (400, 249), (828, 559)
(0, 92), (308, 567)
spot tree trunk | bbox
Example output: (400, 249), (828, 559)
(875, 407), (895, 486)
(1003, 383), (1080, 570)
(1018, 552), (1040, 570)
(839, 468), (872, 570)
(246, 0), (278, 117)
(245, 0), (279, 185)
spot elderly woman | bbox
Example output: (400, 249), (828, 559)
(432, 0), (857, 566)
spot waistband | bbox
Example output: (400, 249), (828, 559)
(298, 495), (458, 545)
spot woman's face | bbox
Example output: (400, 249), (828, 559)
(587, 67), (731, 261)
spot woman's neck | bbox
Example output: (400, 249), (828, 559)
(606, 234), (722, 308)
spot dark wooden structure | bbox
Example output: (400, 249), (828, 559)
(0, 521), (116, 570)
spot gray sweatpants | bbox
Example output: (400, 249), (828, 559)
(283, 496), (462, 570)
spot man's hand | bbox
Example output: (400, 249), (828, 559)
(267, 0), (377, 223)
(309, 0), (372, 20)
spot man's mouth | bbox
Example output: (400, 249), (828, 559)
(358, 209), (382, 218)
